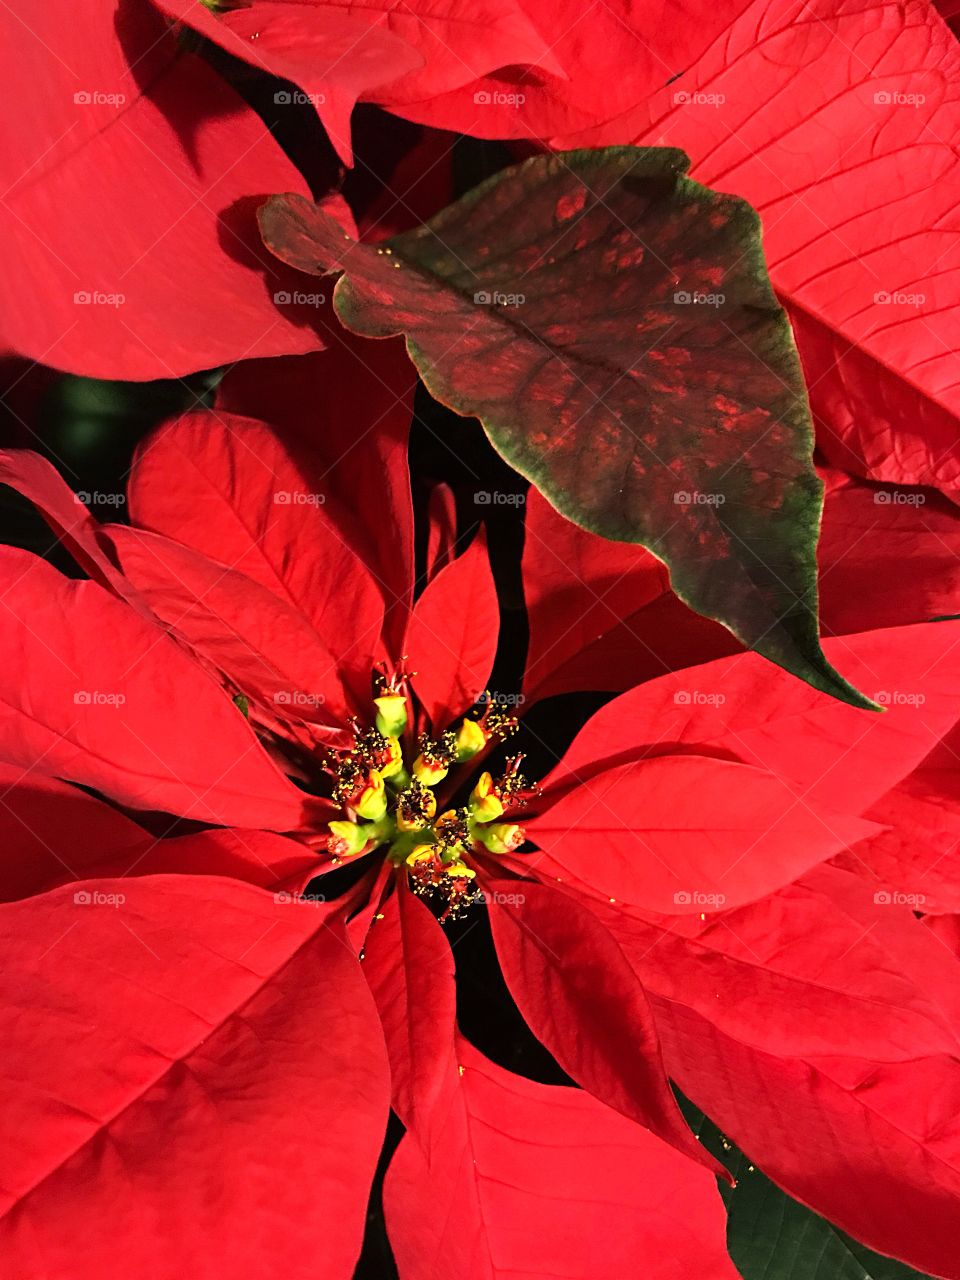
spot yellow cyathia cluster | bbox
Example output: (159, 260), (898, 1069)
(325, 670), (532, 919)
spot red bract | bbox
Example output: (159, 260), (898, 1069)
(1, 340), (960, 1274)
(392, 0), (755, 139)
(0, 877), (390, 1278)
(381, 1017), (741, 1279)
(150, 0), (562, 165)
(0, 0), (324, 378)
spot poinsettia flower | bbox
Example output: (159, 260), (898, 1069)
(0, 395), (738, 1173)
(3, 349), (960, 1272)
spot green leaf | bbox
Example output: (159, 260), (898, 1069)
(680, 1099), (935, 1280)
(259, 146), (873, 708)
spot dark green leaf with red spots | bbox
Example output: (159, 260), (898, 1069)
(259, 147), (871, 708)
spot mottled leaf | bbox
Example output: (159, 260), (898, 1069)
(260, 148), (870, 706)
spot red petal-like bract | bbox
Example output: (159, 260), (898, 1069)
(0, 0), (322, 379)
(385, 1039), (739, 1280)
(395, 0), (755, 140)
(215, 341), (416, 655)
(150, 0), (424, 166)
(152, 0), (560, 165)
(403, 528), (500, 731)
(0, 764), (145, 903)
(125, 409), (387, 720)
(0, 877), (389, 1278)
(521, 485), (733, 702)
(362, 885), (460, 1159)
(550, 623), (960, 821)
(0, 546), (308, 829)
(528, 754), (878, 913)
(0, 450), (140, 602)
(838, 720), (960, 914)
(109, 523), (355, 733)
(485, 878), (723, 1179)
(589, 866), (960, 1276)
(0, 763), (324, 903)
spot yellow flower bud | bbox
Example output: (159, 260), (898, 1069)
(473, 771), (494, 799)
(470, 771), (503, 822)
(455, 717), (486, 761)
(413, 754), (448, 786)
(478, 822), (525, 854)
(355, 770), (387, 821)
(405, 844), (437, 867)
(445, 860), (477, 879)
(327, 820), (369, 857)
(379, 736), (404, 779)
(472, 792), (504, 823)
(374, 694), (408, 739)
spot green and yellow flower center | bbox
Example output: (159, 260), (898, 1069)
(325, 673), (533, 920)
